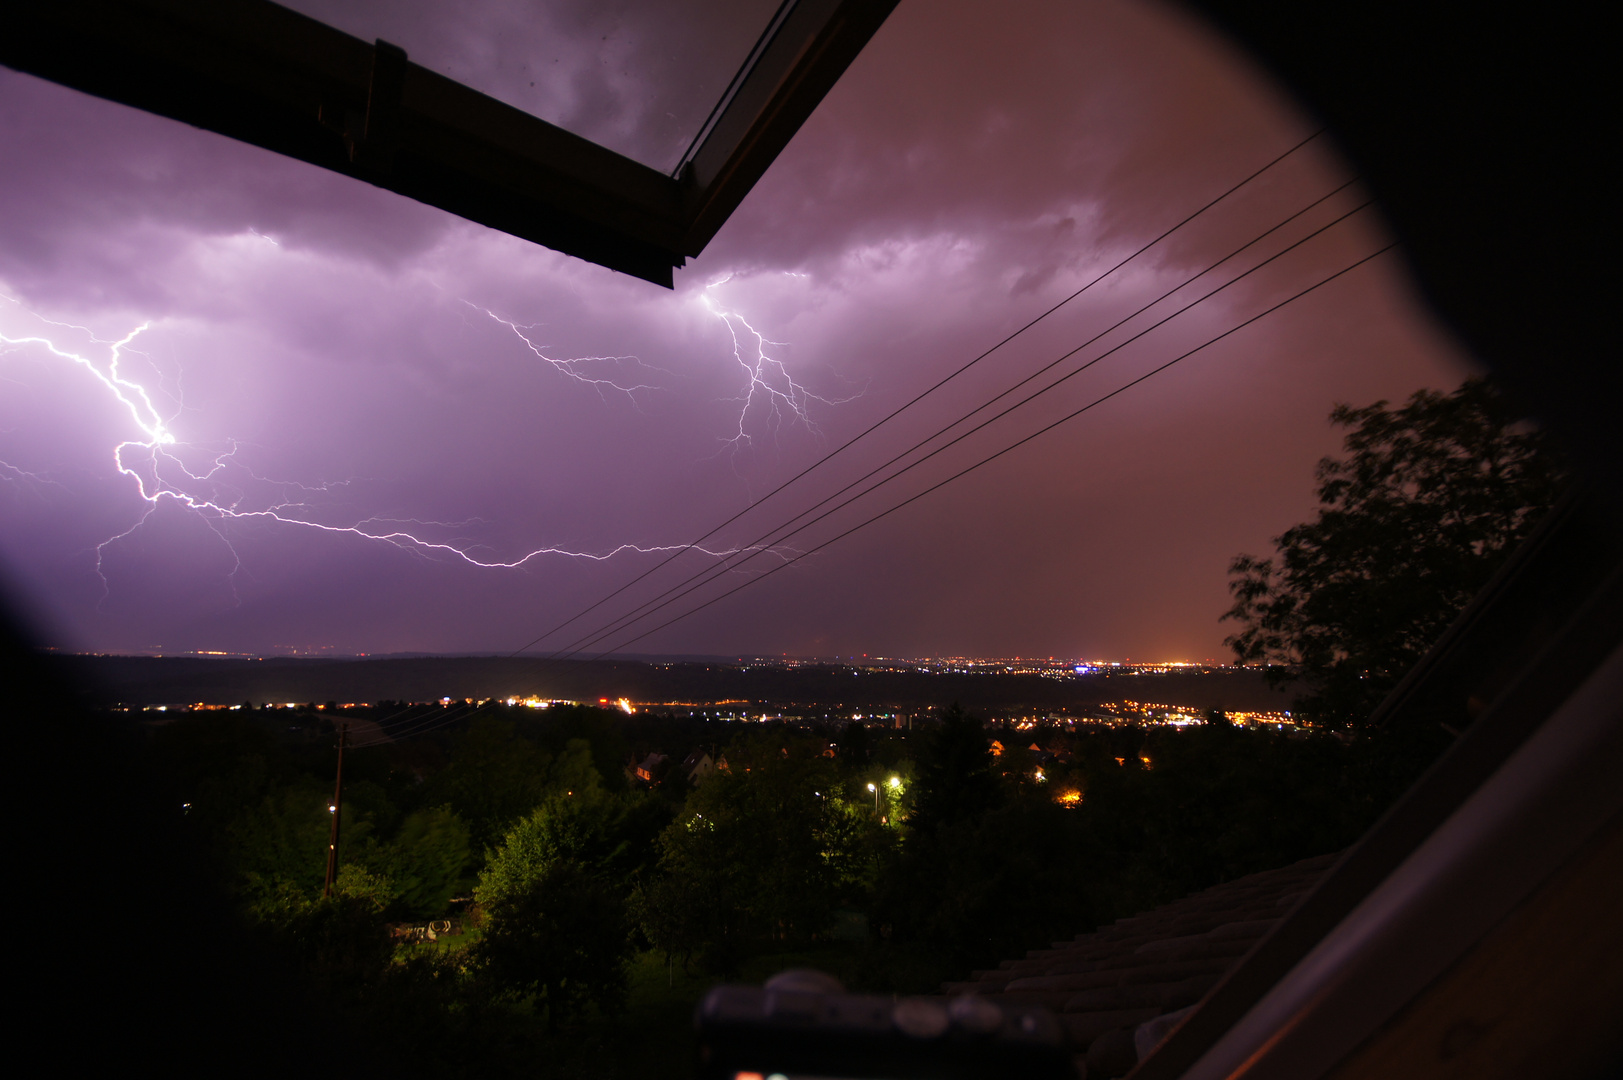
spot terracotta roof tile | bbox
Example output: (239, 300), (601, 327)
(939, 852), (1340, 1079)
(1058, 1007), (1164, 1046)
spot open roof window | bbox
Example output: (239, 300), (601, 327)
(3, 0), (899, 286)
(273, 0), (791, 175)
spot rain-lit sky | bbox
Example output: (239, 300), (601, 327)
(0, 0), (1472, 660)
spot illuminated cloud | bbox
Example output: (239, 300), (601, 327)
(0, 0), (1472, 658)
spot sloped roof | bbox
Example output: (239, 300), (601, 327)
(943, 852), (1339, 1076)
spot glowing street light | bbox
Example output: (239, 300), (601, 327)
(867, 781), (879, 814)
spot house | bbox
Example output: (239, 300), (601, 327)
(634, 752), (668, 785)
(679, 748), (716, 786)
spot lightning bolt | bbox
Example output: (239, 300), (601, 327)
(0, 456), (70, 496)
(466, 301), (674, 403)
(0, 295), (796, 609)
(701, 275), (864, 464)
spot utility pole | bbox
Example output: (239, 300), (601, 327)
(322, 722), (347, 898)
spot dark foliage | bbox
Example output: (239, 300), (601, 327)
(636, 735), (862, 973)
(102, 673), (1456, 1069)
(836, 719), (872, 768)
(865, 712), (1411, 989)
(421, 714), (557, 855)
(1223, 376), (1566, 727)
(907, 703), (1002, 831)
(474, 859), (631, 1029)
(254, 891), (397, 1001)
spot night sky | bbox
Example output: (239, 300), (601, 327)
(0, 0), (1472, 661)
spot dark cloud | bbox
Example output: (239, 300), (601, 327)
(703, 0), (1322, 272)
(0, 69), (451, 305)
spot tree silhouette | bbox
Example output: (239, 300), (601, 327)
(474, 860), (629, 1029)
(1223, 377), (1565, 727)
(907, 703), (1000, 832)
(473, 801), (631, 1027)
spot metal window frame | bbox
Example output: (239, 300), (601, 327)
(1, 0), (899, 287)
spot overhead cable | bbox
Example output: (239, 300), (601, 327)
(504, 130), (1328, 659)
(353, 239), (1394, 748)
(541, 198), (1375, 664)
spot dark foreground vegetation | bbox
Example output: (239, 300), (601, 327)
(92, 694), (1443, 1080)
(22, 375), (1563, 1077)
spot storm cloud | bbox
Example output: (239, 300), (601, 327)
(0, 0), (1472, 660)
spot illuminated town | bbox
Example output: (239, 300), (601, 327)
(113, 652), (1298, 735)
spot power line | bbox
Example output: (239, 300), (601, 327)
(358, 199), (1373, 747)
(352, 132), (1335, 747)
(352, 240), (1395, 748)
(504, 130), (1327, 659)
(580, 243), (1398, 661)
(541, 198), (1374, 665)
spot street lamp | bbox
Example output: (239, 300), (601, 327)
(867, 781), (878, 814)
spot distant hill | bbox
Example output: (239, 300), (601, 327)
(54, 654), (1292, 715)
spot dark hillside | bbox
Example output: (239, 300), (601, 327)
(58, 654), (1292, 715)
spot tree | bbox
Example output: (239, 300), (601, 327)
(472, 800), (632, 1026)
(229, 777), (365, 903)
(475, 796), (616, 910)
(641, 739), (856, 971)
(475, 860), (629, 1028)
(426, 715), (554, 855)
(253, 888), (395, 997)
(1223, 377), (1566, 728)
(380, 806), (471, 919)
(631, 871), (709, 978)
(835, 719), (872, 769)
(426, 718), (606, 859)
(907, 703), (1001, 832)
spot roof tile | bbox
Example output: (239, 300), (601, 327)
(939, 852), (1341, 1073)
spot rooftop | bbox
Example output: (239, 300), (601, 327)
(943, 852), (1340, 1078)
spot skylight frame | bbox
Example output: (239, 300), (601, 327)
(2, 0), (899, 287)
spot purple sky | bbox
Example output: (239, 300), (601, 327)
(0, 0), (1472, 661)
